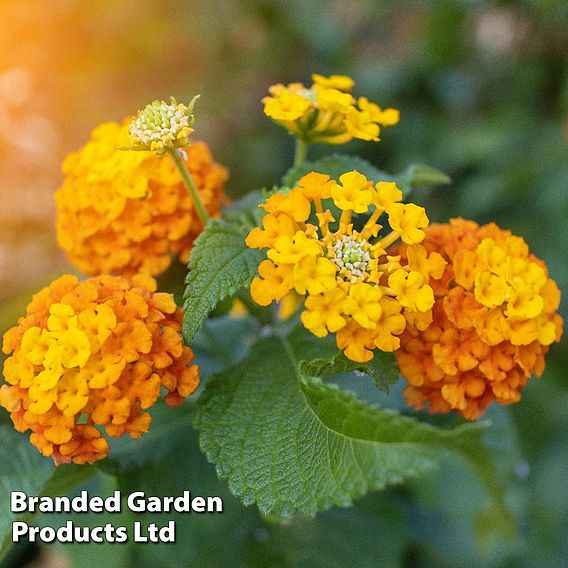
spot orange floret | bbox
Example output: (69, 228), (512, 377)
(55, 120), (229, 277)
(1, 274), (200, 464)
(396, 218), (563, 419)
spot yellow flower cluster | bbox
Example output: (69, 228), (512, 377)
(55, 119), (228, 277)
(246, 171), (446, 362)
(263, 74), (399, 144)
(0, 274), (199, 464)
(396, 219), (563, 419)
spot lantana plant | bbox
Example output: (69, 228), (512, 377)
(0, 74), (562, 554)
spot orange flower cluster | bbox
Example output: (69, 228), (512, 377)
(0, 274), (199, 464)
(396, 219), (563, 419)
(55, 120), (228, 277)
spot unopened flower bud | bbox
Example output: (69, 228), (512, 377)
(128, 96), (199, 155)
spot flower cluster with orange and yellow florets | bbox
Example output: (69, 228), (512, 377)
(263, 74), (399, 144)
(396, 218), (563, 419)
(55, 119), (228, 277)
(246, 171), (448, 363)
(0, 274), (199, 464)
(1, 72), (565, 476)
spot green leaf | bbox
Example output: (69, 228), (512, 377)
(182, 218), (264, 343)
(283, 154), (386, 187)
(0, 424), (97, 561)
(407, 405), (519, 557)
(299, 349), (400, 393)
(41, 464), (96, 500)
(0, 426), (54, 558)
(458, 409), (518, 549)
(191, 315), (259, 379)
(395, 163), (451, 195)
(298, 352), (366, 380)
(196, 335), (486, 516)
(365, 351), (402, 393)
(39, 471), (136, 568)
(282, 154), (450, 199)
(39, 406), (201, 568)
(100, 402), (195, 475)
(276, 327), (399, 394)
(222, 190), (265, 228)
(0, 427), (94, 561)
(46, 414), (410, 568)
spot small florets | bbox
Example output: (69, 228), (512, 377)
(128, 96), (198, 155)
(262, 74), (399, 145)
(55, 119), (228, 277)
(396, 218), (563, 419)
(328, 235), (372, 281)
(246, 171), (443, 362)
(1, 274), (200, 464)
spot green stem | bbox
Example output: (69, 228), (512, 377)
(168, 148), (209, 226)
(293, 138), (309, 167)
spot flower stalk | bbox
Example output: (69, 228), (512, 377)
(294, 138), (309, 167)
(168, 148), (210, 226)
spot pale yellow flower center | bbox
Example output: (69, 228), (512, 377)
(129, 100), (192, 148)
(328, 235), (371, 281)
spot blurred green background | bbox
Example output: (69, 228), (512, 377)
(0, 0), (567, 566)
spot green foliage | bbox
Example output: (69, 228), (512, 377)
(283, 154), (385, 187)
(182, 218), (264, 343)
(299, 349), (400, 393)
(38, 473), (135, 568)
(0, 427), (53, 559)
(395, 163), (451, 196)
(33, 406), (205, 568)
(222, 190), (265, 228)
(283, 327), (400, 394)
(0, 426), (95, 562)
(196, 334), (488, 516)
(101, 403), (196, 476)
(283, 154), (450, 197)
(1, 1), (566, 565)
(41, 464), (96, 501)
(190, 315), (259, 379)
(366, 351), (402, 393)
(40, 413), (410, 568)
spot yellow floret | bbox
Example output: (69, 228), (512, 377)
(247, 170), (439, 362)
(1, 274), (200, 465)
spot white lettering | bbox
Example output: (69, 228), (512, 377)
(160, 521), (176, 542)
(128, 492), (146, 513)
(39, 527), (56, 543)
(207, 496), (223, 512)
(192, 496), (205, 512)
(91, 526), (103, 543)
(10, 492), (28, 513)
(115, 526), (128, 543)
(105, 491), (121, 512)
(133, 521), (175, 542)
(12, 522), (28, 542)
(57, 521), (73, 543)
(147, 496), (162, 513)
(90, 496), (103, 513)
(173, 492), (190, 512)
(133, 521), (147, 542)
